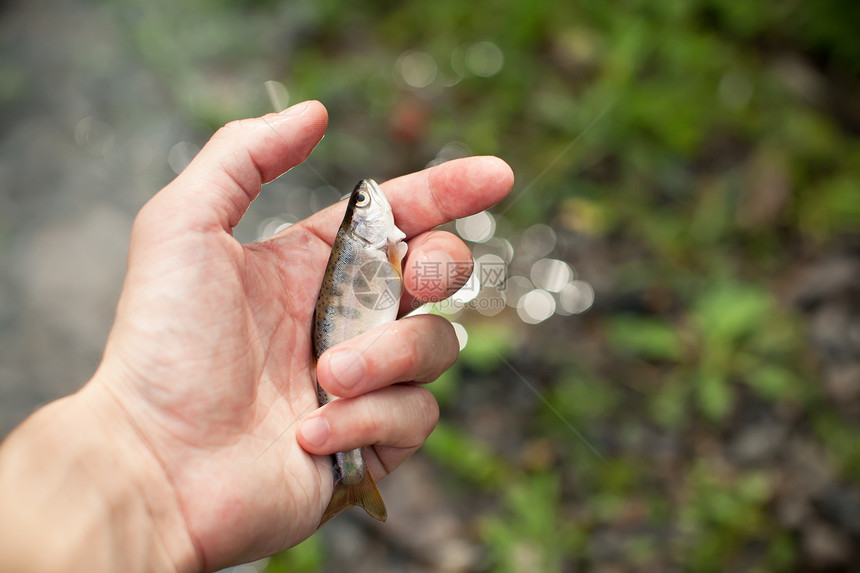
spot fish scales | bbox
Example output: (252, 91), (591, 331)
(311, 179), (407, 526)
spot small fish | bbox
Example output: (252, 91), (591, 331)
(312, 179), (407, 526)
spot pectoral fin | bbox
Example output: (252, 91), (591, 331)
(387, 239), (407, 277)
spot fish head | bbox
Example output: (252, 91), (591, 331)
(346, 179), (405, 248)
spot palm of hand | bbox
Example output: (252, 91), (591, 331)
(86, 102), (512, 570)
(107, 221), (331, 560)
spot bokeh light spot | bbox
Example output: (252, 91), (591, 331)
(558, 280), (595, 315)
(476, 253), (506, 288)
(168, 141), (200, 175)
(438, 140), (471, 162)
(426, 141), (472, 168)
(397, 51), (438, 88)
(456, 211), (496, 243)
(450, 267), (480, 304)
(74, 117), (115, 156)
(451, 321), (469, 350)
(466, 41), (504, 77)
(475, 287), (506, 316)
(473, 237), (514, 264)
(284, 186), (312, 219)
(310, 185), (342, 213)
(530, 258), (573, 292)
(256, 215), (298, 240)
(517, 289), (556, 324)
(520, 223), (557, 258)
(504, 275), (534, 308)
(264, 80), (289, 111)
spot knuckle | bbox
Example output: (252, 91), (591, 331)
(355, 400), (382, 437)
(131, 194), (169, 237)
(437, 318), (460, 356)
(214, 118), (249, 140)
(381, 338), (415, 380)
(131, 204), (152, 235)
(413, 386), (440, 434)
(423, 393), (440, 434)
(416, 316), (459, 381)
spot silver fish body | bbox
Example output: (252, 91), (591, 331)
(312, 179), (407, 525)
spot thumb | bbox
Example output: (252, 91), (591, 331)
(144, 100), (328, 232)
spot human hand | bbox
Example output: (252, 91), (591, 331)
(72, 100), (513, 570)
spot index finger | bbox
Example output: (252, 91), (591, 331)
(297, 156), (514, 244)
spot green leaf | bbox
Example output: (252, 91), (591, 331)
(799, 175), (860, 238)
(608, 315), (683, 361)
(649, 376), (690, 429)
(265, 535), (324, 573)
(427, 367), (459, 406)
(459, 320), (515, 372)
(744, 363), (802, 402)
(481, 474), (574, 572)
(553, 371), (619, 422)
(696, 371), (733, 421)
(693, 283), (772, 345)
(422, 422), (508, 487)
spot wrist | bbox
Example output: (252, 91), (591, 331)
(0, 380), (200, 572)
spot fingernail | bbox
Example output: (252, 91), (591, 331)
(445, 252), (474, 291)
(278, 100), (311, 117)
(422, 249), (454, 265)
(301, 416), (330, 447)
(407, 249), (455, 304)
(328, 349), (365, 390)
(415, 249), (454, 280)
(425, 249), (469, 291)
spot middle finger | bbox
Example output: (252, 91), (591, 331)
(315, 314), (459, 399)
(399, 230), (473, 315)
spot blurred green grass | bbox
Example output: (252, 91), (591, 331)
(97, 0), (860, 570)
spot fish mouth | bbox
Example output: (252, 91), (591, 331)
(345, 178), (398, 247)
(361, 178), (388, 208)
(362, 179), (405, 246)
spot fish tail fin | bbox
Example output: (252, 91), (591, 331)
(319, 471), (387, 526)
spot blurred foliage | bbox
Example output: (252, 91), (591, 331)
(264, 536), (324, 573)
(96, 0), (860, 569)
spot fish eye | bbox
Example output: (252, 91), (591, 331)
(355, 191), (370, 207)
